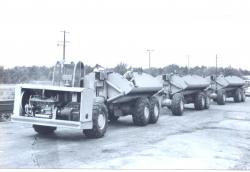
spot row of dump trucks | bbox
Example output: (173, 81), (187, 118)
(6, 60), (247, 138)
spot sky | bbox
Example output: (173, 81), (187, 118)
(0, 0), (250, 69)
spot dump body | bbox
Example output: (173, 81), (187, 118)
(182, 75), (210, 89)
(224, 76), (245, 87)
(117, 72), (162, 103)
(128, 72), (162, 93)
(215, 76), (245, 89)
(157, 74), (210, 95)
(85, 72), (162, 104)
(207, 75), (245, 91)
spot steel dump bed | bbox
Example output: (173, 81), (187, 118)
(85, 72), (162, 103)
(169, 75), (188, 90)
(214, 76), (229, 88)
(182, 75), (210, 89)
(130, 72), (162, 93)
(157, 74), (210, 94)
(209, 75), (245, 89)
(224, 76), (245, 87)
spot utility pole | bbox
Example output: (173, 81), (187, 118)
(146, 49), (154, 68)
(57, 30), (70, 61)
(187, 55), (190, 74)
(215, 54), (218, 90)
(216, 54), (218, 78)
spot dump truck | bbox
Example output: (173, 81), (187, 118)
(0, 85), (15, 121)
(207, 75), (246, 105)
(12, 61), (161, 138)
(156, 74), (211, 116)
(86, 71), (162, 124)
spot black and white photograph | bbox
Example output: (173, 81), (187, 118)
(0, 0), (250, 170)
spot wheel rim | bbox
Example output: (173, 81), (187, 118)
(201, 97), (205, 107)
(144, 106), (150, 119)
(154, 105), (159, 117)
(98, 113), (106, 130)
(180, 100), (184, 111)
(238, 93), (242, 101)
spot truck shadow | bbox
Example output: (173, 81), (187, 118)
(25, 119), (142, 141)
(27, 131), (90, 141)
(108, 119), (135, 127)
(184, 107), (197, 112)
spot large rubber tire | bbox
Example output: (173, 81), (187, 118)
(241, 90), (246, 102)
(217, 89), (226, 105)
(234, 88), (242, 103)
(33, 125), (56, 135)
(149, 96), (160, 124)
(194, 92), (206, 110)
(171, 93), (184, 116)
(204, 94), (210, 109)
(83, 102), (108, 138)
(132, 97), (150, 126)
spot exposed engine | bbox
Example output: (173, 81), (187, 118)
(22, 91), (80, 121)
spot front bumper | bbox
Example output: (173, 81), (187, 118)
(12, 116), (92, 129)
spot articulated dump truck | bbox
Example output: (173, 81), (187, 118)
(12, 61), (162, 138)
(207, 75), (246, 105)
(156, 74), (211, 116)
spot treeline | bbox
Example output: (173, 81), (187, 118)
(0, 66), (53, 84)
(112, 63), (250, 77)
(0, 63), (250, 84)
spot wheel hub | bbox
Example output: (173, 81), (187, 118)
(97, 113), (106, 130)
(154, 105), (159, 117)
(144, 106), (150, 119)
(180, 100), (184, 111)
(201, 97), (205, 107)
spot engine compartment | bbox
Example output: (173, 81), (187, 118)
(21, 88), (81, 121)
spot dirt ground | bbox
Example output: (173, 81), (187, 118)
(0, 98), (250, 169)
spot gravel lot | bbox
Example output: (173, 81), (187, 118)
(1, 98), (250, 169)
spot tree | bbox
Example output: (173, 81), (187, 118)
(113, 63), (128, 75)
